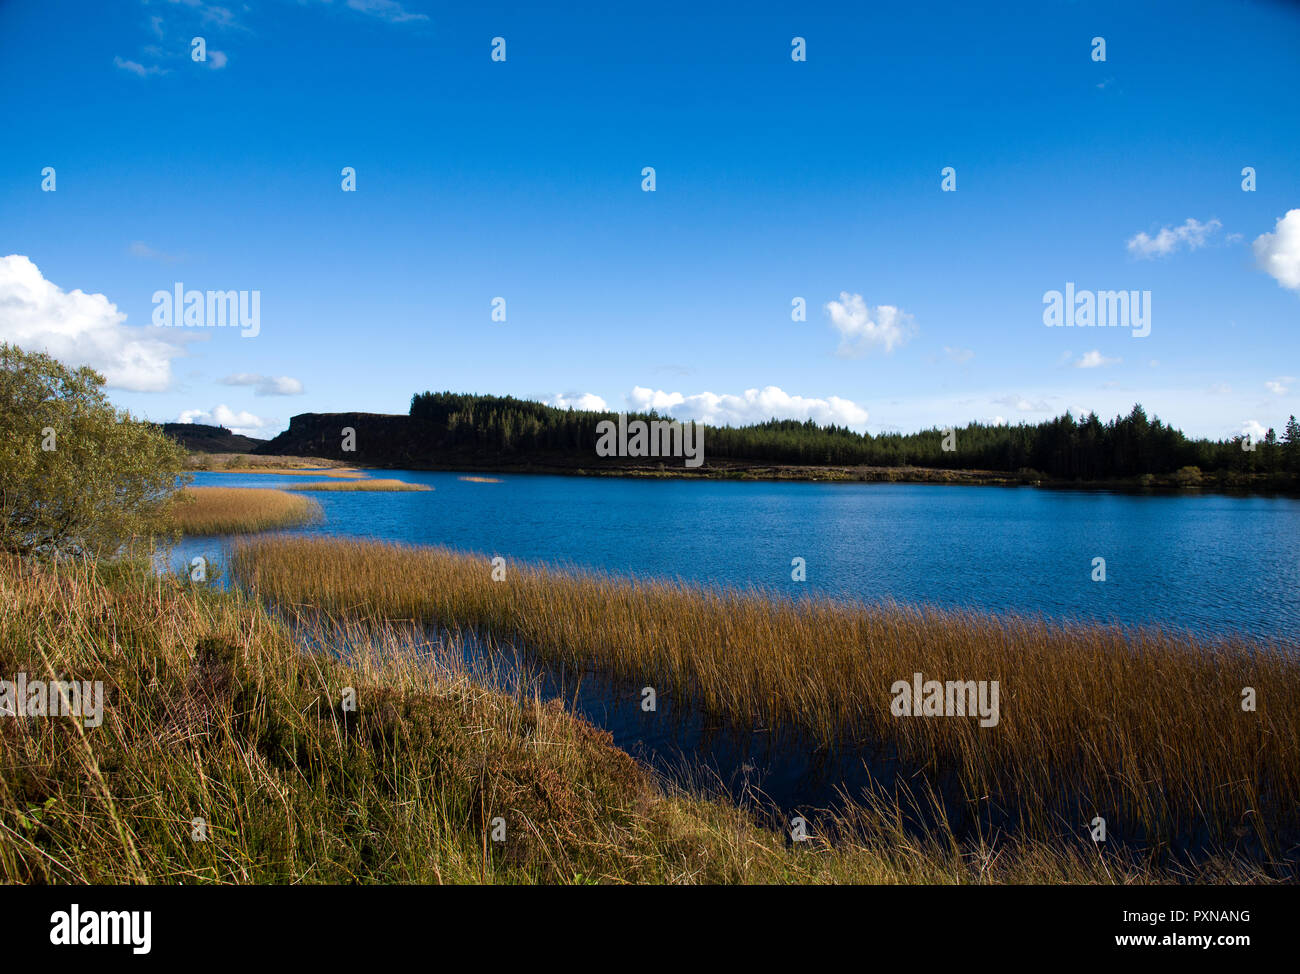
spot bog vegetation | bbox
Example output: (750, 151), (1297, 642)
(288, 479), (431, 492)
(170, 487), (322, 535)
(0, 555), (1276, 884)
(231, 535), (1300, 875)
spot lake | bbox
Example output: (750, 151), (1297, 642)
(178, 470), (1300, 645)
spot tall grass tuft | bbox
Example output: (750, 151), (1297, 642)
(171, 487), (322, 535)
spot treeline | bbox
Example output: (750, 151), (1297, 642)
(409, 391), (1300, 481)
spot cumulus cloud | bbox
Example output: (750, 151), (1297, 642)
(1075, 349), (1121, 369)
(626, 385), (869, 430)
(1253, 209), (1300, 291)
(0, 254), (186, 392)
(1126, 218), (1222, 259)
(546, 392), (609, 412)
(825, 292), (915, 356)
(220, 373), (304, 396)
(1242, 420), (1268, 444)
(177, 405), (277, 438)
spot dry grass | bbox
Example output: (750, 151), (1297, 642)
(170, 487), (322, 535)
(186, 454), (363, 475)
(459, 476), (503, 483)
(0, 554), (1270, 883)
(226, 468), (365, 478)
(230, 536), (1300, 872)
(288, 479), (431, 492)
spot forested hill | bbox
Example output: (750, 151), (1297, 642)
(254, 391), (1300, 487)
(158, 422), (262, 454)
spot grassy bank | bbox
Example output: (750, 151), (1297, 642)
(172, 487), (322, 535)
(230, 536), (1300, 874)
(4, 553), (1250, 884)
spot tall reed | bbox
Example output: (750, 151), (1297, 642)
(5, 553), (1251, 883)
(171, 487), (322, 534)
(230, 536), (1300, 866)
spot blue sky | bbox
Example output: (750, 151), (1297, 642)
(2, 0), (1298, 440)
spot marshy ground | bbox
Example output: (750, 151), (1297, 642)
(0, 553), (1280, 884)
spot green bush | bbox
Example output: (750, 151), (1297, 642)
(0, 344), (189, 559)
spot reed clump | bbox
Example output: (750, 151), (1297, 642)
(230, 536), (1300, 871)
(171, 487), (322, 535)
(289, 479), (431, 492)
(0, 554), (1268, 884)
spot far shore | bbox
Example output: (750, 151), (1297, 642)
(187, 452), (1300, 497)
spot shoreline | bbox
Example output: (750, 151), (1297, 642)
(191, 453), (1300, 497)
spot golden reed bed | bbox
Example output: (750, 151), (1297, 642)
(231, 535), (1300, 863)
(6, 553), (1264, 883)
(288, 479), (431, 492)
(171, 487), (322, 535)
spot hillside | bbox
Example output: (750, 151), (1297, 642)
(159, 422), (263, 454)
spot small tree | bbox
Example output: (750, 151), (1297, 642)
(0, 344), (189, 559)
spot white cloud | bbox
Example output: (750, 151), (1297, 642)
(317, 0), (430, 24)
(1126, 218), (1222, 259)
(1253, 209), (1300, 291)
(162, 0), (240, 29)
(825, 292), (915, 356)
(220, 373), (304, 396)
(942, 346), (974, 363)
(546, 392), (608, 412)
(1242, 419), (1268, 443)
(992, 394), (1053, 413)
(207, 50), (228, 69)
(1266, 376), (1294, 395)
(627, 385), (869, 429)
(0, 254), (186, 392)
(128, 241), (182, 263)
(113, 56), (167, 77)
(177, 404), (277, 438)
(1075, 349), (1121, 369)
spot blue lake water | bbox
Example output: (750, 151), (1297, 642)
(178, 470), (1300, 644)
